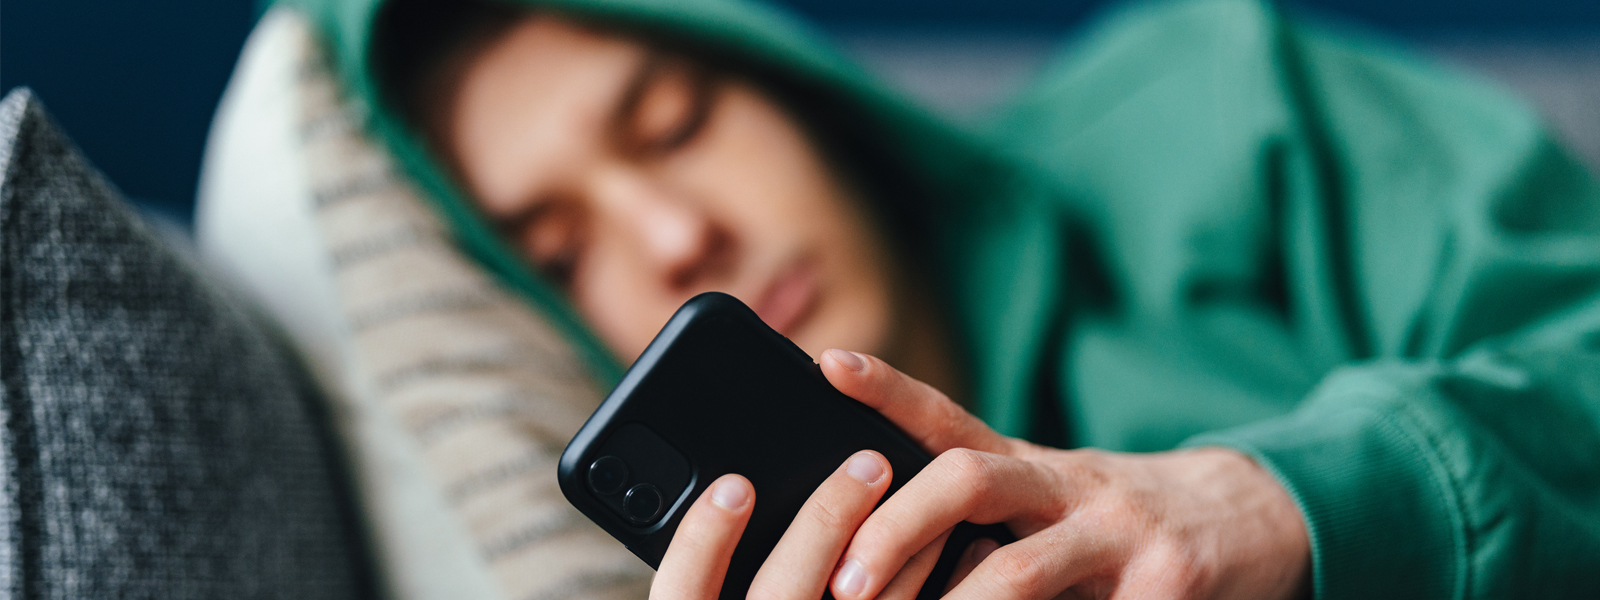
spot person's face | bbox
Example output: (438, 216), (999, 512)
(442, 15), (896, 363)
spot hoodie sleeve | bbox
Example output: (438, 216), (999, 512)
(1186, 331), (1600, 599)
(1179, 7), (1600, 598)
(993, 1), (1600, 597)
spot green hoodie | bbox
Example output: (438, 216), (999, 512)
(283, 0), (1600, 596)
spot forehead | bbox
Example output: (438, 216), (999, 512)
(446, 15), (647, 214)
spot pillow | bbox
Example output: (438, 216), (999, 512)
(196, 10), (651, 600)
(0, 88), (372, 598)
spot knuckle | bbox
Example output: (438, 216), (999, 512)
(805, 495), (851, 531)
(1094, 497), (1154, 533)
(933, 449), (991, 507)
(1056, 453), (1112, 488)
(1081, 481), (1156, 528)
(985, 546), (1047, 598)
(1144, 543), (1210, 597)
(937, 448), (992, 481)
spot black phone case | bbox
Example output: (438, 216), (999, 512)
(559, 292), (1013, 600)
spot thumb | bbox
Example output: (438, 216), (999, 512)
(820, 349), (1013, 457)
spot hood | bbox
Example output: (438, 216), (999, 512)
(278, 0), (1064, 436)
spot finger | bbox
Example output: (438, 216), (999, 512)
(945, 537), (1000, 593)
(651, 475), (754, 600)
(746, 451), (892, 600)
(943, 522), (1123, 600)
(821, 349), (1012, 456)
(831, 449), (1059, 600)
(870, 528), (951, 600)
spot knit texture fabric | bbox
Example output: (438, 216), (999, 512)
(291, 16), (653, 597)
(0, 88), (374, 599)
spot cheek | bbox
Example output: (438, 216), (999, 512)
(569, 246), (676, 362)
(668, 89), (897, 354)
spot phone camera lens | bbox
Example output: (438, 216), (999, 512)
(623, 483), (665, 524)
(588, 456), (629, 496)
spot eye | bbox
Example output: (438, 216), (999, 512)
(618, 57), (714, 156)
(505, 203), (585, 285)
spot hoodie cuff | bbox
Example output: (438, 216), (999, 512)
(1182, 374), (1468, 599)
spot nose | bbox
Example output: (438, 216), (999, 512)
(588, 165), (729, 289)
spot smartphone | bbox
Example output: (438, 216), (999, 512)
(558, 292), (1013, 600)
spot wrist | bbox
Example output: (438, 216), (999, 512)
(1187, 447), (1311, 600)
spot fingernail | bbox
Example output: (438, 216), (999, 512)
(827, 349), (865, 372)
(834, 558), (867, 596)
(710, 478), (748, 510)
(845, 452), (885, 484)
(970, 538), (1000, 563)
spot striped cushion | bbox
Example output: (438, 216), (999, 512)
(197, 9), (650, 600)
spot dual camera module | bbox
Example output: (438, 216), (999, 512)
(587, 455), (665, 524)
(584, 423), (692, 528)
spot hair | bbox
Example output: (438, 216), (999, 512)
(373, 0), (523, 158)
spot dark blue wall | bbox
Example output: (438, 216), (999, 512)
(1, 0), (256, 221)
(2, 0), (1596, 223)
(773, 0), (1600, 30)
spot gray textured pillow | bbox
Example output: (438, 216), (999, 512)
(0, 88), (373, 599)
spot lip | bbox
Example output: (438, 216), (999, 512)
(751, 257), (820, 337)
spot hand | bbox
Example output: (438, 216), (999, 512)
(820, 349), (1311, 600)
(651, 450), (957, 600)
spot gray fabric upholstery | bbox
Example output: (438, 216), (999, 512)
(0, 88), (372, 599)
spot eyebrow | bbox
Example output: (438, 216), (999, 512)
(490, 51), (663, 236)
